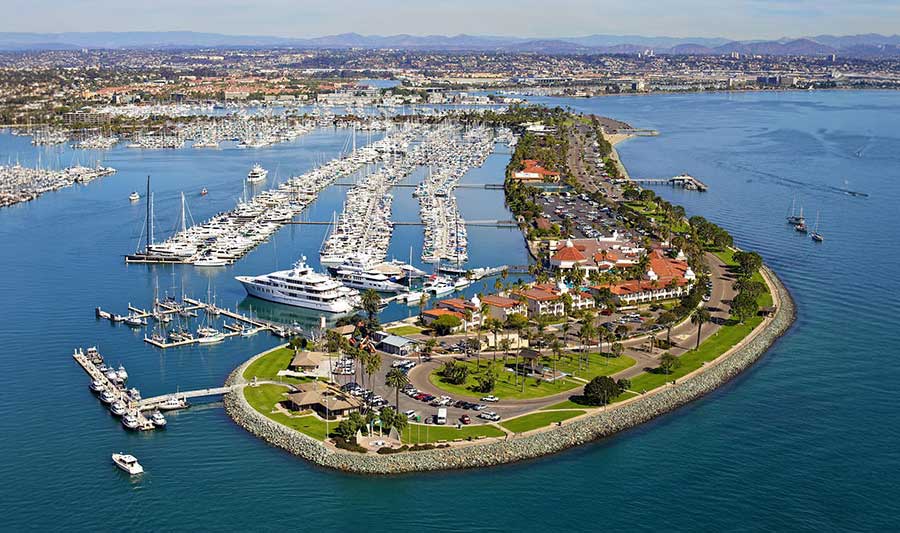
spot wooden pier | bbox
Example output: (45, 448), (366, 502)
(137, 385), (239, 410)
(633, 174), (708, 192)
(72, 348), (156, 431)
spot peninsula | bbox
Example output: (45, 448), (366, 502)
(223, 106), (796, 473)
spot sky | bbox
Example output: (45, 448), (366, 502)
(2, 0), (900, 40)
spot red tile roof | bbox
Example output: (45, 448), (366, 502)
(482, 295), (523, 309)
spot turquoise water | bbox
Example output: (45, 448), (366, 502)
(2, 91), (899, 530)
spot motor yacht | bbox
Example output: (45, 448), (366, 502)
(129, 192), (140, 202)
(124, 315), (146, 328)
(109, 400), (127, 417)
(150, 410), (167, 428)
(116, 365), (128, 382)
(99, 389), (116, 404)
(90, 378), (105, 392)
(247, 164), (268, 183)
(331, 256), (406, 292)
(121, 412), (141, 430)
(158, 397), (190, 411)
(235, 257), (359, 313)
(112, 453), (144, 475)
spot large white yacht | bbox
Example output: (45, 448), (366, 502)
(329, 255), (406, 293)
(247, 164), (268, 183)
(235, 258), (359, 313)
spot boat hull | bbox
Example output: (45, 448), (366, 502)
(237, 277), (354, 313)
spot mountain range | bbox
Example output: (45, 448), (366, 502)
(1, 31), (900, 57)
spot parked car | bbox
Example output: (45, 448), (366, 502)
(481, 395), (499, 403)
(459, 415), (471, 425)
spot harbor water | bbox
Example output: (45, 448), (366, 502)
(2, 91), (899, 530)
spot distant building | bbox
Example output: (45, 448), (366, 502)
(286, 382), (362, 419)
(481, 295), (528, 322)
(376, 334), (418, 356)
(512, 159), (561, 182)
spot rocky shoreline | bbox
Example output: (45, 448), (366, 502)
(224, 266), (795, 475)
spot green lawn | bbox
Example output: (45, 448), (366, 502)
(429, 357), (583, 400)
(401, 423), (505, 444)
(541, 398), (596, 410)
(715, 249), (774, 308)
(630, 315), (763, 393)
(242, 347), (321, 384)
(242, 384), (331, 440)
(386, 325), (424, 336)
(501, 410), (585, 433)
(553, 353), (636, 380)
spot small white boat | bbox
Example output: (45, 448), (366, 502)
(99, 389), (116, 405)
(197, 333), (225, 344)
(112, 453), (144, 475)
(158, 397), (190, 411)
(121, 412), (141, 430)
(116, 365), (128, 381)
(128, 388), (141, 402)
(150, 410), (167, 428)
(129, 192), (140, 202)
(247, 164), (268, 183)
(110, 400), (127, 416)
(124, 315), (147, 327)
(90, 378), (105, 392)
(193, 256), (229, 267)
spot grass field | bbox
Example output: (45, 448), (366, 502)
(501, 410), (585, 433)
(242, 347), (320, 384)
(541, 399), (595, 410)
(386, 325), (424, 336)
(401, 423), (505, 444)
(242, 384), (331, 440)
(553, 353), (635, 380)
(428, 357), (583, 400)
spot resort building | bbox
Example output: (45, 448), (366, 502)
(512, 159), (561, 183)
(548, 237), (641, 273)
(286, 382), (363, 419)
(435, 297), (483, 327)
(591, 249), (696, 305)
(481, 294), (528, 322)
(288, 351), (326, 373)
(514, 286), (564, 317)
(376, 334), (419, 356)
(421, 308), (467, 332)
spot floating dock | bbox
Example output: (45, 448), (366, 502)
(72, 348), (156, 431)
(633, 174), (708, 191)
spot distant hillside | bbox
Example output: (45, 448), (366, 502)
(0, 31), (898, 57)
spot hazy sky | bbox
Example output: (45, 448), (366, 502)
(4, 0), (900, 39)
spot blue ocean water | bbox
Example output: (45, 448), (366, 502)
(1, 91), (898, 531)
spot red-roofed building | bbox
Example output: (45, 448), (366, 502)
(435, 298), (483, 327)
(548, 236), (641, 273)
(513, 287), (564, 317)
(513, 159), (561, 183)
(591, 249), (695, 305)
(421, 308), (466, 332)
(481, 294), (527, 322)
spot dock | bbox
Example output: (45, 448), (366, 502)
(633, 174), (708, 192)
(288, 219), (517, 228)
(72, 348), (156, 431)
(137, 386), (239, 410)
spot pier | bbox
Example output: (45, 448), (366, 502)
(633, 174), (708, 191)
(288, 219), (517, 228)
(138, 386), (239, 410)
(72, 348), (156, 431)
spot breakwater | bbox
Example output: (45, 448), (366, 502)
(224, 265), (795, 475)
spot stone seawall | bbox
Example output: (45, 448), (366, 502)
(224, 266), (795, 475)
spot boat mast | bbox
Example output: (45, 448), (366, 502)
(146, 175), (154, 251)
(180, 192), (187, 233)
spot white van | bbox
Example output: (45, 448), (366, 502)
(436, 408), (447, 425)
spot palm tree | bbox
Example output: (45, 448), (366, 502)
(578, 321), (595, 371)
(385, 367), (409, 410)
(361, 289), (381, 324)
(691, 308), (712, 351)
(418, 292), (429, 319)
(365, 350), (382, 390)
(550, 338), (563, 379)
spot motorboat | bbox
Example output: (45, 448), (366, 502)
(99, 389), (116, 404)
(247, 164), (268, 183)
(90, 378), (105, 392)
(109, 400), (127, 416)
(150, 410), (167, 428)
(124, 315), (147, 327)
(402, 291), (425, 305)
(200, 187), (208, 196)
(193, 256), (229, 267)
(197, 333), (225, 344)
(127, 388), (141, 402)
(116, 365), (128, 382)
(129, 192), (140, 202)
(158, 397), (190, 411)
(121, 412), (141, 430)
(112, 453), (144, 475)
(236, 257), (359, 313)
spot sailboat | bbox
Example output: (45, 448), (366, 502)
(787, 198), (806, 226)
(810, 211), (824, 242)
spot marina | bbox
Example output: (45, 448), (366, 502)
(0, 162), (116, 208)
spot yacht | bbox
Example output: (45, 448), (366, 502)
(150, 410), (167, 428)
(121, 412), (141, 430)
(331, 256), (406, 292)
(810, 211), (824, 242)
(158, 397), (190, 411)
(116, 365), (128, 382)
(129, 192), (140, 202)
(124, 315), (146, 328)
(247, 164), (268, 183)
(99, 389), (116, 404)
(423, 277), (455, 296)
(235, 258), (359, 313)
(89, 378), (105, 392)
(197, 333), (225, 344)
(109, 400), (127, 416)
(112, 453), (144, 475)
(193, 255), (229, 267)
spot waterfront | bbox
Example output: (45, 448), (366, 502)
(2, 90), (899, 529)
